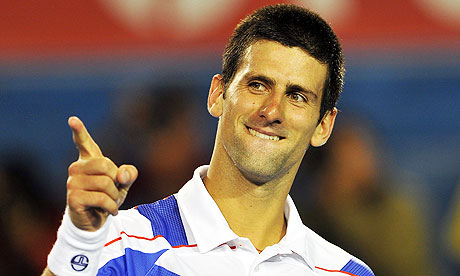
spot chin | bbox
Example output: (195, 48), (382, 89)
(223, 138), (290, 184)
(237, 162), (283, 186)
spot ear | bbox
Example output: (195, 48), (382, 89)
(207, 74), (224, 118)
(310, 108), (338, 147)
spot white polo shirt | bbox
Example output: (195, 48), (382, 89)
(97, 166), (374, 275)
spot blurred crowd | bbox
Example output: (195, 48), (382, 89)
(292, 114), (436, 275)
(95, 83), (209, 208)
(0, 152), (61, 274)
(2, 84), (459, 275)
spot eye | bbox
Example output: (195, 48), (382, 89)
(248, 81), (268, 93)
(287, 92), (307, 103)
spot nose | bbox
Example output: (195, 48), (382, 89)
(258, 92), (284, 124)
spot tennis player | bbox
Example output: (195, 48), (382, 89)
(43, 4), (374, 275)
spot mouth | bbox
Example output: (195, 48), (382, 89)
(246, 126), (284, 142)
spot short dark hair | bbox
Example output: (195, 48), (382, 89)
(222, 4), (344, 120)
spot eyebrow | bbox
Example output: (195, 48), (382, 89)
(286, 83), (319, 102)
(245, 74), (275, 87)
(244, 73), (319, 102)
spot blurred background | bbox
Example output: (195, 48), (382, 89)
(1, 0), (459, 274)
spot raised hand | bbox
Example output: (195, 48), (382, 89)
(66, 116), (138, 231)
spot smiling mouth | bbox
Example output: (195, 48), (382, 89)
(247, 127), (284, 141)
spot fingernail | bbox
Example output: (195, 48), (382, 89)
(121, 169), (130, 184)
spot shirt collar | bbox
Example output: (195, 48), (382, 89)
(176, 165), (315, 269)
(279, 195), (315, 269)
(176, 165), (239, 253)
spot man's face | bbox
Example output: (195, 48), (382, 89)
(210, 39), (332, 184)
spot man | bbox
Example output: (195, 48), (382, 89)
(43, 4), (374, 276)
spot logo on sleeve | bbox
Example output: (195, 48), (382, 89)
(71, 255), (89, 271)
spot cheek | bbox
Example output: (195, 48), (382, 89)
(291, 111), (318, 134)
(228, 94), (259, 117)
(220, 97), (248, 129)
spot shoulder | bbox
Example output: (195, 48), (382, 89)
(108, 195), (187, 246)
(109, 207), (154, 236)
(304, 226), (375, 276)
(102, 206), (156, 252)
(134, 195), (188, 246)
(97, 196), (188, 275)
(111, 196), (182, 229)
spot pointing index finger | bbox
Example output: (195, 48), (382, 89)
(68, 116), (103, 158)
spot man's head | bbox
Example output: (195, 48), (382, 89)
(222, 4), (344, 121)
(207, 4), (341, 185)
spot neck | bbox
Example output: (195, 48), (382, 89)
(204, 144), (294, 251)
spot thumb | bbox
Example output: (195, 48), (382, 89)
(116, 165), (138, 208)
(117, 165), (138, 189)
(115, 165), (137, 207)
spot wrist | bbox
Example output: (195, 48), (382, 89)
(48, 208), (112, 275)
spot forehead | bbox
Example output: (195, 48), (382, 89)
(236, 40), (328, 93)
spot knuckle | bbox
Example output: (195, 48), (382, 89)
(103, 157), (116, 168)
(97, 158), (112, 172)
(66, 176), (73, 189)
(68, 161), (80, 175)
(67, 189), (80, 206)
(66, 175), (84, 190)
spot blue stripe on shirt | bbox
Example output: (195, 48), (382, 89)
(341, 259), (375, 276)
(97, 196), (188, 275)
(97, 248), (179, 275)
(136, 195), (189, 247)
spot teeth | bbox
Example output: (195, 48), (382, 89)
(248, 128), (280, 141)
